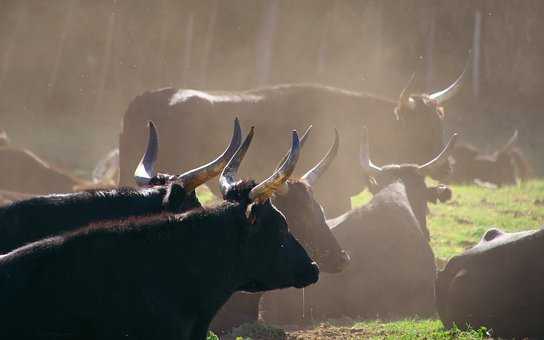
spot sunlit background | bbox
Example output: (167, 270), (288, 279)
(0, 0), (542, 174)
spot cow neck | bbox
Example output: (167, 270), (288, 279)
(168, 201), (249, 308)
(375, 178), (430, 240)
(397, 179), (430, 240)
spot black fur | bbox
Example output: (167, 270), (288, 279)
(0, 182), (318, 340)
(0, 183), (200, 253)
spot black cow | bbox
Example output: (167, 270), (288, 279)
(447, 130), (533, 186)
(211, 128), (350, 332)
(0, 127), (318, 340)
(119, 60), (468, 216)
(301, 129), (457, 321)
(0, 120), (241, 253)
(436, 227), (544, 338)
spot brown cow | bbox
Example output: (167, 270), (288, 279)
(296, 129), (457, 321)
(0, 146), (91, 194)
(436, 227), (544, 338)
(118, 58), (469, 216)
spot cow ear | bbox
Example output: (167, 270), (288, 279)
(162, 182), (186, 212)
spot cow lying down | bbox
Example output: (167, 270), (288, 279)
(436, 227), (544, 338)
(0, 128), (319, 340)
(283, 129), (456, 322)
(447, 130), (533, 186)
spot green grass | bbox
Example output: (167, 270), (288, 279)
(351, 180), (544, 261)
(428, 180), (544, 260)
(283, 319), (487, 339)
(217, 180), (544, 339)
(347, 319), (487, 340)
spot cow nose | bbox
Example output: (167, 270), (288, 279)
(295, 261), (319, 288)
(323, 250), (351, 274)
(306, 262), (320, 284)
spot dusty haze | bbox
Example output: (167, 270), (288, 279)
(0, 0), (542, 174)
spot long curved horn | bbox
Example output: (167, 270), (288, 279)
(274, 125), (312, 171)
(301, 128), (339, 186)
(178, 118), (242, 192)
(249, 130), (301, 202)
(359, 127), (383, 175)
(399, 73), (417, 109)
(428, 53), (471, 104)
(418, 133), (459, 175)
(501, 130), (518, 152)
(134, 121), (159, 186)
(219, 127), (255, 197)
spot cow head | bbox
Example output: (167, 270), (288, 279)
(134, 118), (241, 212)
(219, 127), (319, 292)
(360, 127), (458, 240)
(393, 58), (469, 179)
(271, 127), (350, 273)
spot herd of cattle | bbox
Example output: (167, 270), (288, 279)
(0, 60), (540, 339)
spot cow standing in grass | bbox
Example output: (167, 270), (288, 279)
(119, 59), (468, 216)
(0, 127), (318, 340)
(0, 119), (241, 253)
(302, 129), (456, 320)
(211, 128), (350, 333)
(436, 227), (544, 338)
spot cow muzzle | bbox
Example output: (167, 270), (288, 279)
(294, 261), (319, 288)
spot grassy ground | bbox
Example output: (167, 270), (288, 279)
(351, 180), (544, 261)
(206, 180), (544, 339)
(215, 319), (488, 340)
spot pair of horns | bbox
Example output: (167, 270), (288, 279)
(220, 127), (301, 202)
(134, 118), (242, 192)
(274, 126), (339, 188)
(399, 52), (471, 107)
(360, 127), (458, 176)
